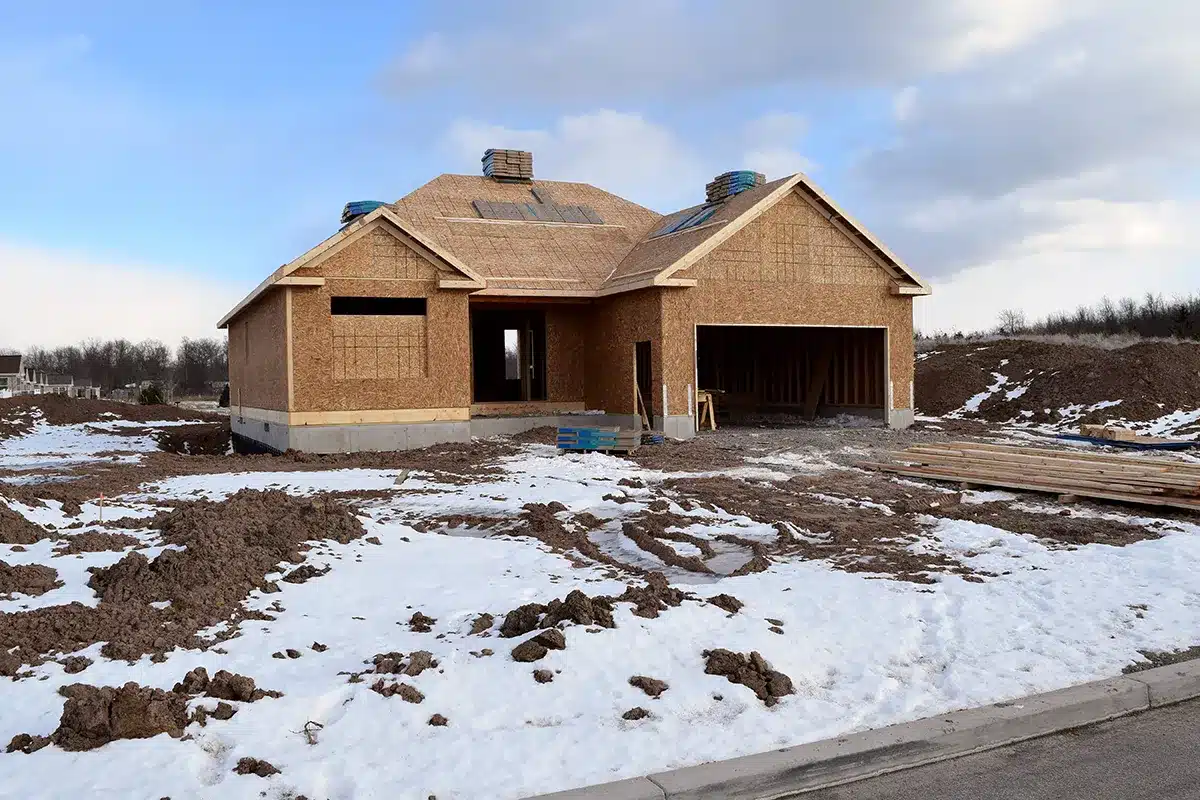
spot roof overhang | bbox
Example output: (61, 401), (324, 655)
(217, 207), (486, 329)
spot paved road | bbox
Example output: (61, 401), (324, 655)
(804, 698), (1200, 800)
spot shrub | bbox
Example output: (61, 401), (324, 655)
(139, 384), (165, 405)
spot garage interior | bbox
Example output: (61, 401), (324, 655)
(695, 325), (887, 423)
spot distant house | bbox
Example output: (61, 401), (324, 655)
(219, 149), (930, 454)
(0, 354), (21, 396)
(72, 378), (101, 400)
(46, 374), (74, 396)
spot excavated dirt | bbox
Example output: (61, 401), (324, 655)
(916, 339), (1200, 426)
(40, 682), (190, 752)
(622, 707), (650, 720)
(703, 648), (795, 707)
(629, 675), (668, 698)
(509, 426), (559, 445)
(155, 422), (231, 456)
(53, 532), (142, 555)
(619, 510), (717, 574)
(623, 437), (753, 472)
(499, 503), (639, 575)
(707, 594), (744, 614)
(234, 757), (280, 777)
(665, 476), (985, 584)
(0, 562), (62, 598)
(0, 503), (52, 545)
(0, 395), (216, 439)
(0, 490), (364, 670)
(936, 501), (1166, 547)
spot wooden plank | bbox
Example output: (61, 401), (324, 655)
(933, 441), (1200, 469)
(900, 446), (1200, 487)
(891, 452), (1200, 494)
(859, 461), (1200, 512)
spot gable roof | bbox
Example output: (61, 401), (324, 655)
(217, 170), (929, 327)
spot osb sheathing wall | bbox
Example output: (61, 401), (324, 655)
(662, 189), (914, 414)
(544, 307), (587, 403)
(227, 289), (287, 411)
(584, 289), (663, 415)
(289, 226), (471, 412)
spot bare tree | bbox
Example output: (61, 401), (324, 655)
(995, 309), (1027, 336)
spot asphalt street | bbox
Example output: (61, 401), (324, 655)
(803, 698), (1200, 800)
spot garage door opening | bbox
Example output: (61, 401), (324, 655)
(696, 325), (886, 424)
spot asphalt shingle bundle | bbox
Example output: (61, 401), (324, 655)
(482, 149), (534, 181)
(706, 171), (766, 203)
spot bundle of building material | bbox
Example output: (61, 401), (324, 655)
(556, 426), (641, 454)
(705, 170), (765, 203)
(482, 149), (533, 181)
(862, 441), (1200, 511)
(341, 201), (386, 224)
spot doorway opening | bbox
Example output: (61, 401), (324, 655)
(634, 340), (653, 422)
(471, 308), (546, 402)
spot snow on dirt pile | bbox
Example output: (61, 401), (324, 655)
(916, 339), (1200, 434)
(0, 394), (215, 440)
(0, 489), (364, 672)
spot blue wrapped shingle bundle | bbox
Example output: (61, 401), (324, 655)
(340, 200), (386, 224)
(705, 170), (766, 203)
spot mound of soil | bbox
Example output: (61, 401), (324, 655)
(234, 757), (280, 777)
(623, 437), (749, 472)
(156, 422), (231, 456)
(0, 503), (52, 545)
(0, 489), (364, 670)
(0, 395), (216, 439)
(51, 682), (189, 752)
(703, 648), (795, 707)
(54, 532), (142, 555)
(916, 339), (1200, 427)
(0, 562), (61, 598)
(509, 426), (558, 445)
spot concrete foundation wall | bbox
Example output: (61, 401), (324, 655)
(889, 407), (915, 429)
(656, 415), (696, 440)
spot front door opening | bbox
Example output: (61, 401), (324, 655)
(472, 309), (546, 402)
(696, 325), (886, 424)
(634, 340), (653, 423)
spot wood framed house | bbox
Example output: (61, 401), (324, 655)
(218, 150), (930, 453)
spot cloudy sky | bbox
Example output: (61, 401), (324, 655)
(2, 1), (1197, 349)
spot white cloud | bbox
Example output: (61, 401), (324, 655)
(915, 198), (1200, 334)
(0, 241), (241, 351)
(445, 111), (812, 212)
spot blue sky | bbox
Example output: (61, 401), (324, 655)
(2, 1), (1198, 348)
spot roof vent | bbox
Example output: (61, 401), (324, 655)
(483, 149), (533, 182)
(705, 170), (765, 203)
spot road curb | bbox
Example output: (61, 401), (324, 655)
(527, 660), (1200, 800)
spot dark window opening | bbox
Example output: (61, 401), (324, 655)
(471, 308), (546, 403)
(331, 296), (427, 316)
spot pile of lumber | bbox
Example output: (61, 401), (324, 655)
(1079, 424), (1140, 442)
(862, 441), (1200, 511)
(556, 426), (641, 454)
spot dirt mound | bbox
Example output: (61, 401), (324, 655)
(703, 648), (794, 707)
(234, 757), (280, 777)
(47, 682), (189, 752)
(0, 503), (52, 545)
(937, 501), (1165, 547)
(54, 532), (142, 555)
(620, 512), (715, 574)
(509, 426), (559, 445)
(629, 675), (668, 698)
(916, 339), (1200, 428)
(0, 395), (216, 438)
(0, 562), (61, 598)
(155, 422), (231, 455)
(0, 490), (364, 670)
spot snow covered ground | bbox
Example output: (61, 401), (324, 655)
(3, 423), (1200, 799)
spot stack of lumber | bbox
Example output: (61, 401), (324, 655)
(1079, 424), (1140, 442)
(705, 170), (765, 202)
(340, 200), (386, 224)
(862, 441), (1200, 511)
(557, 426), (641, 454)
(1058, 424), (1198, 451)
(482, 149), (533, 181)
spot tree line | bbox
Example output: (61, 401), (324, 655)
(14, 337), (228, 395)
(920, 292), (1200, 342)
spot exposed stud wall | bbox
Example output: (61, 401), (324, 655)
(544, 306), (587, 402)
(661, 190), (914, 413)
(584, 289), (663, 415)
(227, 289), (287, 411)
(290, 235), (471, 412)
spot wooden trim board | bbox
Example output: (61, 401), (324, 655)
(232, 405), (470, 426)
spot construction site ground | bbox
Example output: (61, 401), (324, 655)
(3, 380), (1200, 800)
